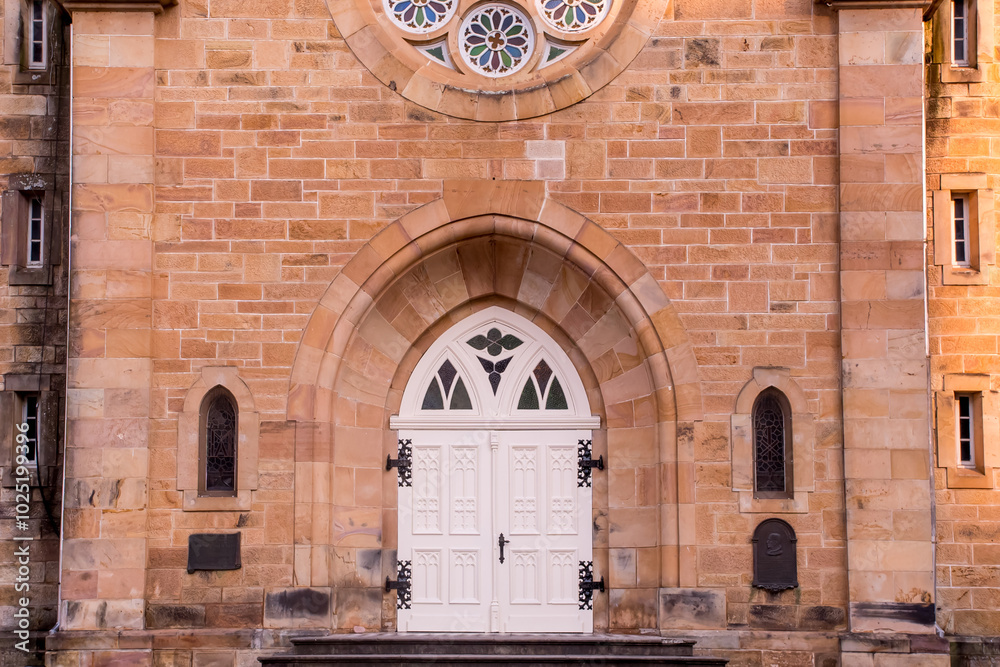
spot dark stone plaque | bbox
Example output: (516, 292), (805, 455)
(752, 518), (797, 592)
(187, 532), (241, 573)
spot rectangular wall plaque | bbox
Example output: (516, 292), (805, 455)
(187, 532), (241, 573)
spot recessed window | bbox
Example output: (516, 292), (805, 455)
(953, 0), (969, 65)
(932, 175), (993, 285)
(200, 388), (238, 496)
(18, 393), (39, 467)
(28, 0), (46, 70)
(27, 197), (43, 267)
(953, 192), (971, 267)
(956, 392), (979, 468)
(753, 389), (793, 499)
(936, 375), (995, 489)
(1, 184), (55, 284)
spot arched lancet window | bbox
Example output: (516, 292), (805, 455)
(421, 358), (474, 410)
(752, 389), (793, 499)
(200, 387), (238, 496)
(516, 358), (568, 411)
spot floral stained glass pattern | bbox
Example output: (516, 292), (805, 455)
(477, 356), (513, 394)
(467, 327), (523, 356)
(385, 0), (456, 34)
(459, 4), (534, 76)
(205, 394), (237, 492)
(539, 0), (608, 32)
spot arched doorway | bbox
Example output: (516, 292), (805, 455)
(287, 181), (705, 633)
(390, 307), (601, 633)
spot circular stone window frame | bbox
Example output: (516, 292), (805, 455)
(325, 0), (662, 120)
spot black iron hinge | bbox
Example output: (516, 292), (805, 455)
(577, 439), (603, 487)
(386, 438), (412, 487)
(578, 560), (604, 610)
(385, 559), (411, 609)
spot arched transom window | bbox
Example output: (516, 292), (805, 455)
(392, 307), (599, 429)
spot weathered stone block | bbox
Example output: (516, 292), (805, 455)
(659, 588), (726, 630)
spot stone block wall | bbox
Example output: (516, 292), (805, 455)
(12, 0), (995, 665)
(96, 0), (853, 649)
(925, 0), (1000, 639)
(0, 0), (69, 663)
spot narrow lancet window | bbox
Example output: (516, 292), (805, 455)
(202, 390), (237, 494)
(753, 389), (792, 498)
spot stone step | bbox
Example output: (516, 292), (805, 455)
(260, 654), (729, 666)
(286, 633), (698, 657)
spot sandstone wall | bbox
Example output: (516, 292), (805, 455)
(926, 0), (1000, 641)
(97, 0), (852, 647)
(0, 0), (69, 664)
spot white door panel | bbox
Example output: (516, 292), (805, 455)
(496, 430), (592, 633)
(399, 431), (492, 632)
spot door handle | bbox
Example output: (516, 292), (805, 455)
(498, 533), (510, 563)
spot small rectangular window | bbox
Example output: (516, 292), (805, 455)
(27, 197), (43, 267)
(953, 192), (971, 267)
(956, 392), (977, 468)
(19, 393), (39, 467)
(28, 0), (46, 70)
(953, 0), (969, 65)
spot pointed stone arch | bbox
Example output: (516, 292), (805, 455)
(285, 180), (702, 632)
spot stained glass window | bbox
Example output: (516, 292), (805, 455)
(450, 377), (472, 409)
(545, 377), (567, 410)
(516, 359), (568, 411)
(518, 378), (539, 409)
(422, 359), (473, 410)
(753, 391), (788, 496)
(467, 327), (522, 356)
(204, 392), (237, 493)
(422, 379), (444, 409)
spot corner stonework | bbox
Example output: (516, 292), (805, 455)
(826, 0), (941, 659)
(58, 0), (173, 633)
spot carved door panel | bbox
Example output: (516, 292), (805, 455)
(496, 430), (592, 633)
(397, 430), (493, 632)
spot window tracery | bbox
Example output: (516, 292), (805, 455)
(752, 391), (789, 496)
(518, 359), (568, 410)
(324, 0), (660, 120)
(202, 389), (238, 495)
(422, 359), (474, 410)
(731, 368), (814, 513)
(392, 307), (599, 428)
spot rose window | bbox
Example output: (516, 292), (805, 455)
(384, 0), (456, 33)
(539, 0), (609, 32)
(460, 4), (534, 77)
(387, 0), (605, 80)
(325, 0), (658, 119)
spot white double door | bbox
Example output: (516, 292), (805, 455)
(397, 429), (593, 633)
